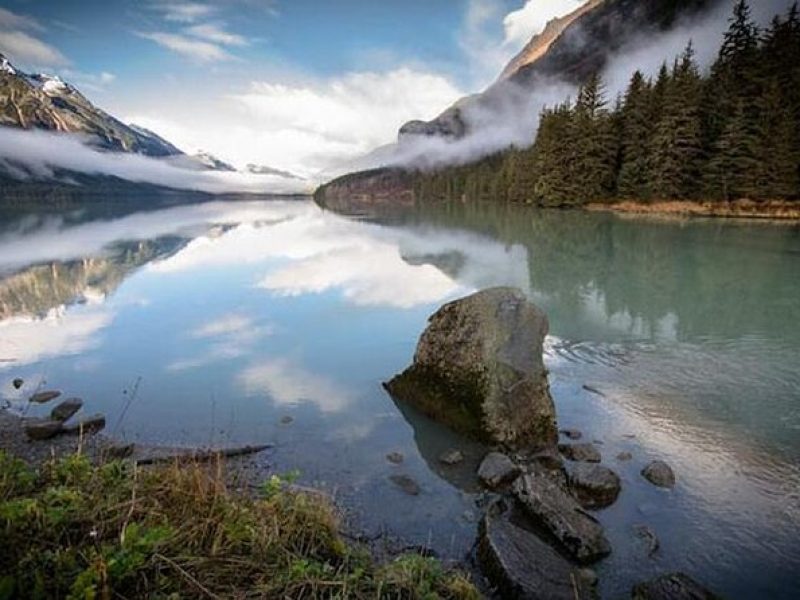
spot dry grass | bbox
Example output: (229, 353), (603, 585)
(0, 451), (478, 599)
(586, 199), (800, 221)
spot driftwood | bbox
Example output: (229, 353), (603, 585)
(136, 444), (271, 466)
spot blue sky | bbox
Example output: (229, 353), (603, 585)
(0, 0), (586, 174)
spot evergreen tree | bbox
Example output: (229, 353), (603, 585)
(649, 43), (704, 199)
(705, 100), (760, 200)
(751, 79), (799, 198)
(618, 70), (653, 199)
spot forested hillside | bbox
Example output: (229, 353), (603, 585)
(412, 1), (800, 206)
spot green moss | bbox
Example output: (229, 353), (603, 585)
(385, 365), (491, 442)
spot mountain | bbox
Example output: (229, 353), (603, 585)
(245, 164), (304, 180)
(0, 53), (181, 157)
(188, 151), (237, 172)
(398, 0), (716, 140)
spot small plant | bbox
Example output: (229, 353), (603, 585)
(0, 451), (477, 599)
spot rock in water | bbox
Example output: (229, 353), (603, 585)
(389, 474), (420, 496)
(24, 418), (63, 440)
(384, 288), (557, 450)
(559, 443), (602, 463)
(513, 470), (611, 564)
(632, 572), (721, 599)
(478, 452), (520, 488)
(439, 449), (465, 465)
(29, 390), (61, 404)
(50, 398), (83, 422)
(12, 378), (23, 389)
(568, 463), (621, 509)
(641, 460), (676, 488)
(479, 500), (597, 600)
(386, 451), (404, 464)
(62, 414), (106, 435)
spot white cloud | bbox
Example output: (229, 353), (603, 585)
(0, 129), (310, 195)
(503, 0), (583, 48)
(0, 9), (69, 67)
(0, 7), (44, 32)
(186, 23), (247, 46)
(136, 31), (232, 62)
(125, 67), (463, 175)
(152, 1), (216, 23)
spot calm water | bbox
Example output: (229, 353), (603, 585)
(1, 198), (798, 598)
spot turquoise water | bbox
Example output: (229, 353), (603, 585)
(0, 198), (798, 598)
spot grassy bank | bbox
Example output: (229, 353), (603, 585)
(0, 451), (478, 599)
(586, 199), (800, 220)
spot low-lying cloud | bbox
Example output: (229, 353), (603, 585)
(0, 128), (312, 194)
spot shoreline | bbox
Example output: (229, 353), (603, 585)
(586, 199), (800, 221)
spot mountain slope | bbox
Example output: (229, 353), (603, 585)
(399, 0), (717, 140)
(0, 53), (181, 157)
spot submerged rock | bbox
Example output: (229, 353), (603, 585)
(384, 288), (557, 450)
(386, 451), (404, 465)
(568, 463), (621, 509)
(63, 414), (106, 435)
(632, 572), (721, 599)
(633, 524), (660, 557)
(50, 398), (83, 422)
(12, 378), (23, 389)
(24, 418), (63, 440)
(641, 460), (676, 488)
(29, 390), (61, 404)
(513, 470), (611, 564)
(616, 451), (633, 462)
(479, 500), (598, 599)
(439, 449), (465, 465)
(389, 474), (420, 496)
(478, 452), (520, 489)
(559, 443), (602, 463)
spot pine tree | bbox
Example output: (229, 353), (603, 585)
(649, 43), (704, 199)
(618, 70), (653, 199)
(751, 79), (799, 198)
(705, 100), (760, 200)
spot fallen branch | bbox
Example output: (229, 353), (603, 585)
(136, 444), (271, 466)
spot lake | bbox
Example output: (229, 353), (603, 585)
(1, 197), (798, 598)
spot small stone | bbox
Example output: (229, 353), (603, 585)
(478, 452), (520, 489)
(105, 443), (135, 459)
(559, 428), (583, 440)
(24, 418), (63, 440)
(29, 390), (61, 404)
(62, 414), (106, 436)
(641, 460), (676, 488)
(559, 443), (601, 463)
(50, 398), (83, 422)
(568, 463), (622, 509)
(632, 572), (721, 600)
(616, 451), (633, 461)
(634, 524), (660, 557)
(389, 474), (420, 496)
(386, 451), (404, 465)
(12, 378), (23, 389)
(439, 449), (464, 465)
(280, 415), (294, 424)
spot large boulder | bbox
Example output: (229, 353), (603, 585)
(384, 288), (557, 450)
(479, 500), (598, 600)
(641, 460), (676, 489)
(513, 470), (611, 564)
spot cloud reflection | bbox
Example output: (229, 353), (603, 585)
(236, 358), (352, 413)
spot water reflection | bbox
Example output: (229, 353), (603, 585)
(0, 197), (798, 599)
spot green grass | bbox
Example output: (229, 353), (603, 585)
(0, 451), (479, 599)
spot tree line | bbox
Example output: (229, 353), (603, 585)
(412, 1), (800, 206)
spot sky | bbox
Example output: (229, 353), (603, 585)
(0, 0), (586, 176)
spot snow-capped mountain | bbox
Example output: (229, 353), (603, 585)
(0, 52), (181, 157)
(245, 164), (304, 180)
